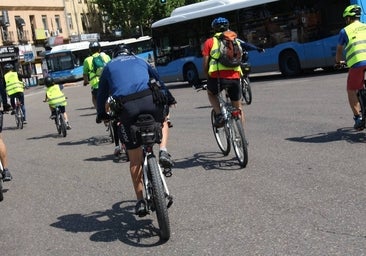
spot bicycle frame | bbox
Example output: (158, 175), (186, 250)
(14, 97), (24, 129)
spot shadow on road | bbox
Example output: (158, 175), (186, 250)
(50, 200), (168, 246)
(174, 151), (245, 171)
(286, 127), (366, 144)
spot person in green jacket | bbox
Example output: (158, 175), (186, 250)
(43, 77), (71, 130)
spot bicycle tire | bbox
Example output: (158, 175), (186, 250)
(241, 76), (252, 105)
(211, 109), (230, 156)
(0, 177), (3, 202)
(55, 113), (62, 134)
(230, 118), (248, 168)
(148, 155), (170, 240)
(108, 121), (115, 143)
(15, 107), (24, 129)
(60, 114), (67, 137)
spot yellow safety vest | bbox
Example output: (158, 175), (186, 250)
(4, 71), (24, 96)
(344, 21), (366, 67)
(46, 84), (67, 108)
(85, 53), (110, 90)
(208, 32), (242, 75)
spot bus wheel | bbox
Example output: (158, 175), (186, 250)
(184, 64), (200, 87)
(279, 50), (301, 76)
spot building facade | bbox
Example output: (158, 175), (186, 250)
(0, 0), (102, 84)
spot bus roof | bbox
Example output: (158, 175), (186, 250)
(49, 41), (111, 53)
(152, 0), (277, 28)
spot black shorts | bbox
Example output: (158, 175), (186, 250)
(91, 89), (98, 97)
(206, 77), (241, 101)
(118, 95), (164, 150)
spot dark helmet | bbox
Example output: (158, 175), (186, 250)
(44, 76), (55, 87)
(4, 63), (14, 72)
(89, 41), (101, 53)
(211, 17), (229, 32)
(343, 4), (361, 18)
(112, 44), (132, 58)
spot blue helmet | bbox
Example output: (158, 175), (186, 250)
(211, 17), (229, 32)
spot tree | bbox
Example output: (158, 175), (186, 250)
(93, 0), (202, 38)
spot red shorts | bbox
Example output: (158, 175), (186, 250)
(347, 66), (366, 90)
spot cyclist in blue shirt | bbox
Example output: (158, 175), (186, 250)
(96, 45), (176, 216)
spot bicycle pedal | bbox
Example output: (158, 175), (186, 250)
(167, 195), (173, 209)
(163, 168), (172, 177)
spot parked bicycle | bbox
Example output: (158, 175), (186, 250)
(210, 85), (248, 168)
(14, 97), (24, 129)
(54, 105), (67, 137)
(130, 114), (173, 240)
(240, 51), (252, 105)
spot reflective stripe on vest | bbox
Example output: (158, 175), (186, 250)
(47, 85), (67, 107)
(344, 21), (366, 67)
(208, 32), (242, 75)
(4, 71), (24, 95)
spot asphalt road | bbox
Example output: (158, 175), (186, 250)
(1, 70), (366, 256)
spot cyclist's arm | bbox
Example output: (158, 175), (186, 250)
(336, 29), (347, 64)
(237, 38), (263, 52)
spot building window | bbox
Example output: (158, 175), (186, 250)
(78, 0), (82, 3)
(67, 13), (73, 30)
(42, 15), (48, 30)
(55, 15), (62, 33)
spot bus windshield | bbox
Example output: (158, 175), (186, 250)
(152, 0), (366, 86)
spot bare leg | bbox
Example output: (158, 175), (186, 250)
(0, 135), (8, 169)
(127, 147), (144, 200)
(347, 89), (361, 116)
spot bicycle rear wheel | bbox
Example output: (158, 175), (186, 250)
(211, 109), (230, 156)
(108, 121), (115, 143)
(230, 118), (248, 168)
(148, 155), (170, 241)
(15, 107), (24, 129)
(60, 114), (67, 137)
(241, 76), (252, 105)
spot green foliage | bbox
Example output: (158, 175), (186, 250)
(94, 0), (203, 38)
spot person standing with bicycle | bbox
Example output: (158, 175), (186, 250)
(336, 4), (366, 130)
(43, 77), (71, 130)
(96, 45), (176, 216)
(202, 17), (244, 128)
(3, 63), (29, 124)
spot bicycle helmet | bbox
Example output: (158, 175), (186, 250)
(44, 76), (55, 87)
(4, 63), (14, 72)
(112, 44), (132, 58)
(343, 4), (361, 18)
(89, 41), (101, 53)
(211, 17), (229, 32)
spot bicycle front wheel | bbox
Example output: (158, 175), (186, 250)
(230, 118), (248, 168)
(148, 155), (170, 241)
(0, 176), (3, 202)
(211, 109), (230, 156)
(241, 76), (252, 105)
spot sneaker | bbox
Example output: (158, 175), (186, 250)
(135, 199), (147, 217)
(66, 122), (72, 130)
(114, 145), (121, 156)
(23, 120), (27, 124)
(214, 113), (225, 128)
(353, 115), (365, 130)
(10, 110), (15, 115)
(2, 168), (12, 182)
(50, 115), (56, 120)
(159, 150), (174, 168)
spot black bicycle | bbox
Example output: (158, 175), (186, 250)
(54, 105), (67, 137)
(240, 51), (252, 105)
(211, 85), (248, 168)
(130, 114), (173, 241)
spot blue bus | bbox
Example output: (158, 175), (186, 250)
(151, 0), (366, 86)
(43, 36), (153, 83)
